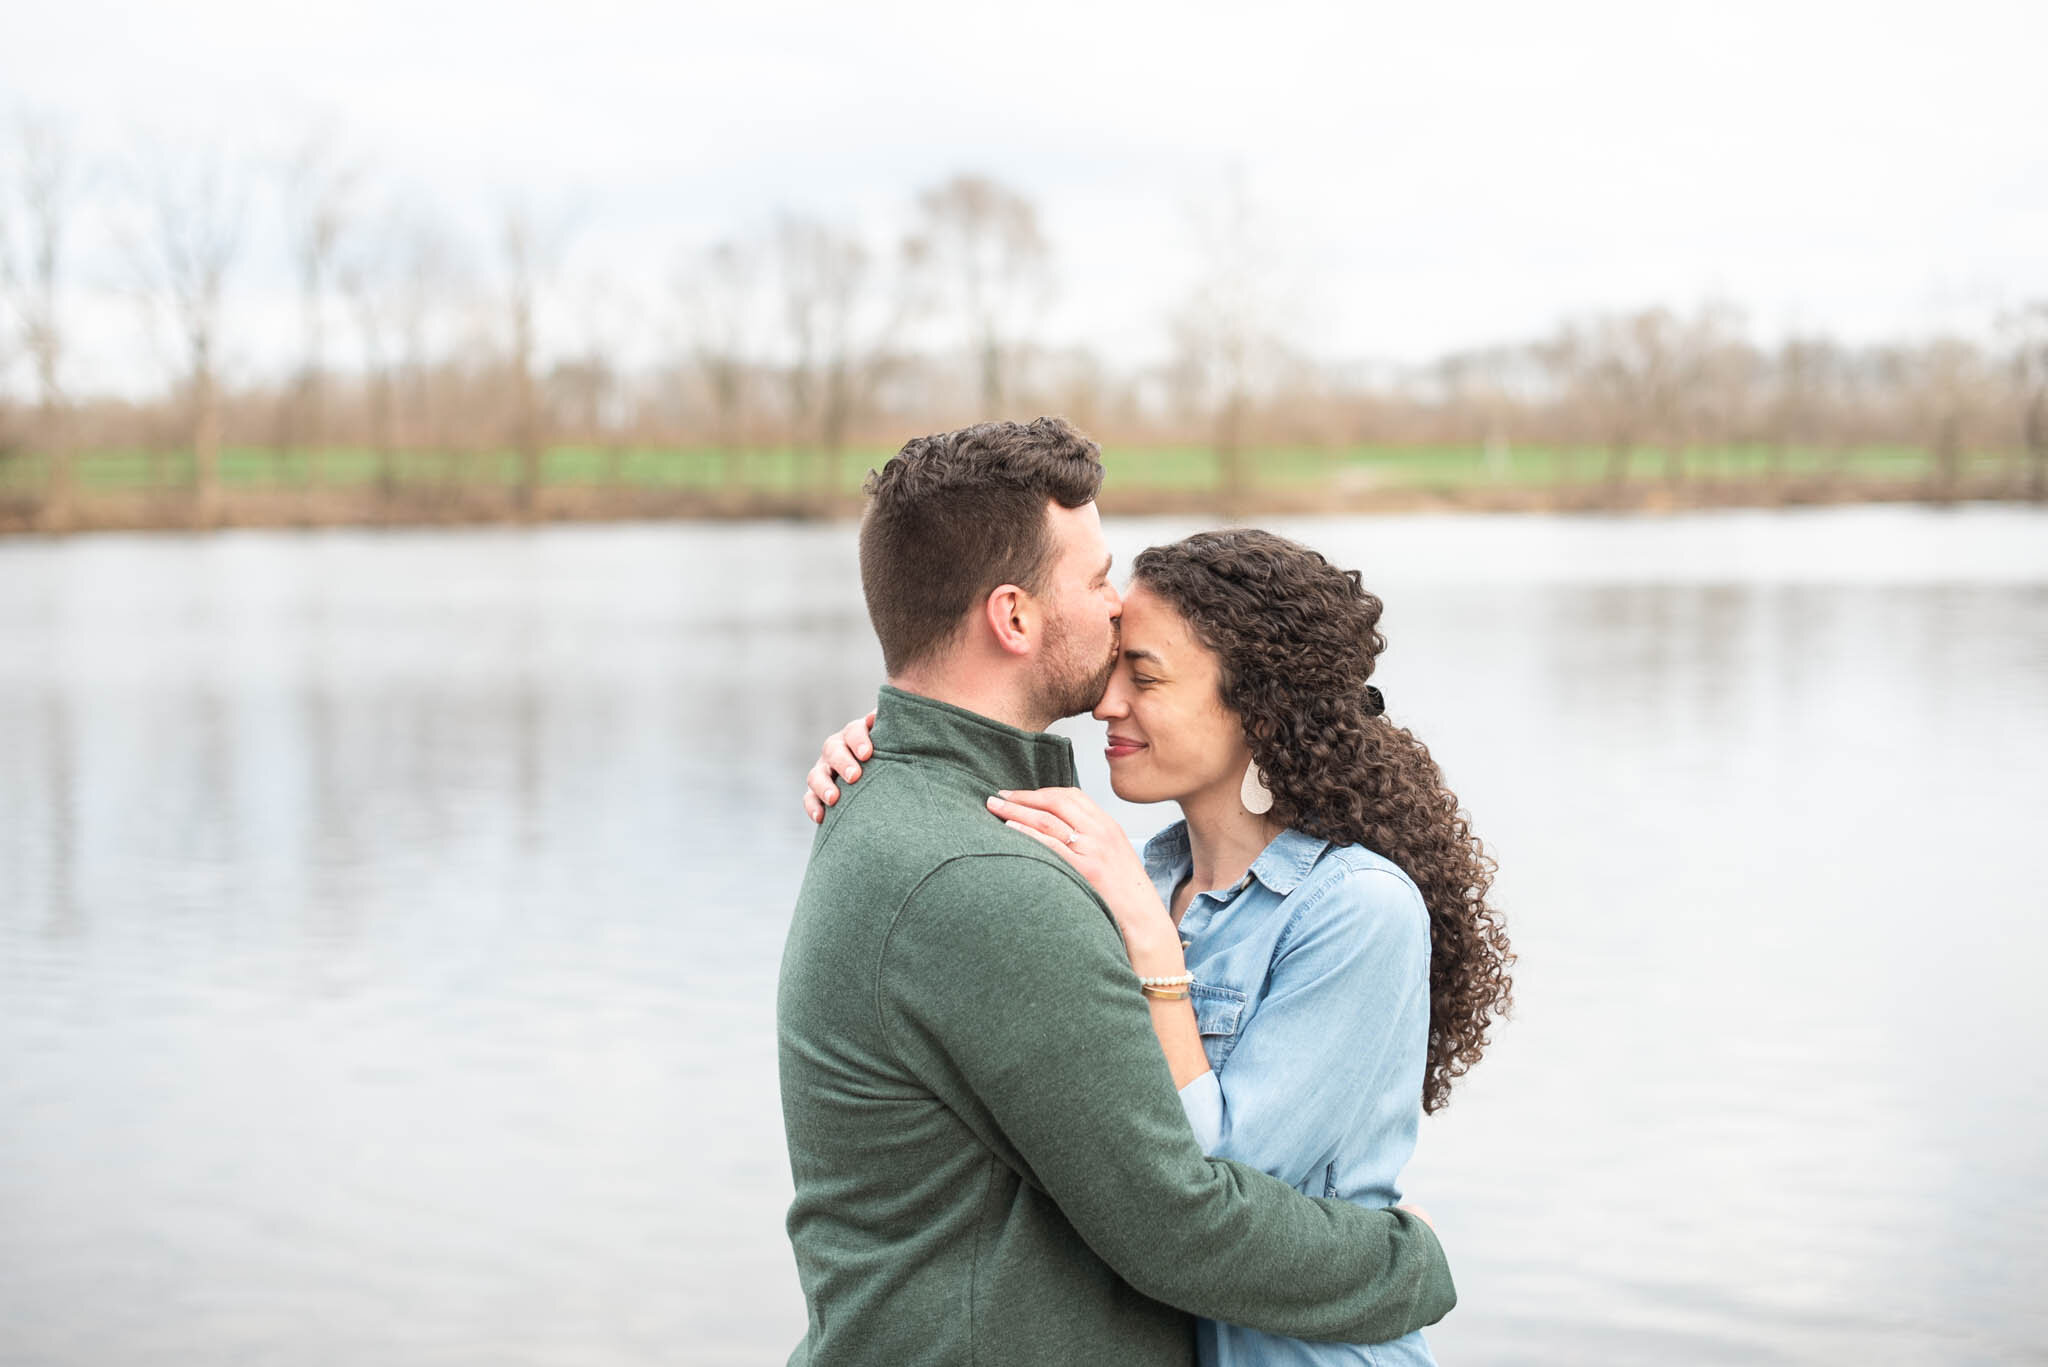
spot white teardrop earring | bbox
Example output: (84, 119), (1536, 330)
(1240, 760), (1274, 815)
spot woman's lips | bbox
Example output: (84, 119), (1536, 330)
(1105, 737), (1147, 761)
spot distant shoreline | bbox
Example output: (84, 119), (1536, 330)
(2, 473), (2037, 537)
(2, 442), (2040, 536)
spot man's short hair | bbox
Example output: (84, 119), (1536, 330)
(859, 417), (1105, 675)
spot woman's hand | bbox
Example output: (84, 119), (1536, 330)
(987, 787), (1184, 975)
(803, 710), (876, 822)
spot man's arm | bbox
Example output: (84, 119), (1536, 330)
(879, 853), (1455, 1345)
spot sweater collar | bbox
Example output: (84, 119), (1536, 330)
(871, 684), (1079, 794)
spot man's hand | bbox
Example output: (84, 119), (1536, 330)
(802, 710), (877, 822)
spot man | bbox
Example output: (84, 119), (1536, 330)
(777, 417), (1454, 1366)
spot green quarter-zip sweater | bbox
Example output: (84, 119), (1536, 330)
(777, 686), (1456, 1367)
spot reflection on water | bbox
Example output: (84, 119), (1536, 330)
(2, 508), (2045, 1365)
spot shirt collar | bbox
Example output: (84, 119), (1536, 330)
(1142, 820), (1331, 896)
(1142, 821), (1193, 882)
(1249, 827), (1333, 894)
(870, 684), (1079, 795)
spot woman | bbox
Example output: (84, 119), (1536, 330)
(805, 528), (1514, 1366)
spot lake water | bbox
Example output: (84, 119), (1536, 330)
(2, 506), (2045, 1366)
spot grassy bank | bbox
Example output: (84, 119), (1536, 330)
(0, 440), (2025, 493)
(0, 441), (2036, 534)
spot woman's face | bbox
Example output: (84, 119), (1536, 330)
(1091, 582), (1251, 806)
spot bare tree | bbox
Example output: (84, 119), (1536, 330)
(278, 130), (362, 469)
(337, 201), (469, 505)
(1537, 323), (1620, 487)
(772, 214), (918, 499)
(2002, 302), (2048, 501)
(1765, 337), (1829, 489)
(337, 201), (422, 504)
(123, 139), (247, 525)
(1433, 345), (1529, 479)
(497, 203), (570, 514)
(0, 114), (74, 526)
(1907, 337), (1986, 501)
(676, 237), (765, 488)
(1681, 308), (1755, 488)
(337, 251), (396, 501)
(555, 267), (639, 484)
(1168, 168), (1284, 508)
(393, 214), (462, 461)
(911, 174), (1050, 414)
(1546, 308), (1705, 491)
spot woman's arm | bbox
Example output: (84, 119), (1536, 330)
(989, 788), (1211, 1091)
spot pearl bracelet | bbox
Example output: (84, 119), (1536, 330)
(1137, 972), (1194, 988)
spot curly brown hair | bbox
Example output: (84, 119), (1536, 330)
(1132, 528), (1513, 1113)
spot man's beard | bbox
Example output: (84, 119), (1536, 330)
(1030, 608), (1119, 725)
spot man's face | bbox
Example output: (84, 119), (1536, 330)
(1028, 500), (1123, 723)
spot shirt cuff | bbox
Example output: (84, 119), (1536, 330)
(1177, 1070), (1222, 1153)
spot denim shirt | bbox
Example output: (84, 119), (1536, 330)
(1153, 822), (1438, 1367)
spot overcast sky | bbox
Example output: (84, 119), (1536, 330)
(4, 0), (2045, 391)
